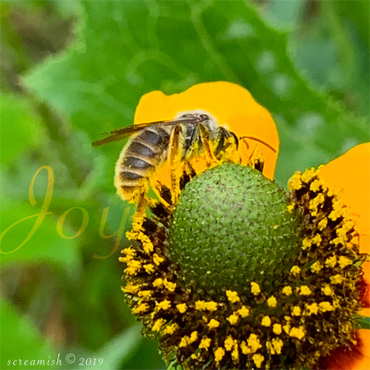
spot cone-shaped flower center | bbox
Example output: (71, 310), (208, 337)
(169, 164), (303, 298)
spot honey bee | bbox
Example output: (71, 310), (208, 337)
(93, 110), (276, 209)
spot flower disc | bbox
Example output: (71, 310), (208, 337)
(168, 164), (303, 298)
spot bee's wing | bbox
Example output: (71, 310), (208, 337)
(92, 117), (197, 147)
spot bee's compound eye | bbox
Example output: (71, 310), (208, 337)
(199, 114), (209, 121)
(181, 113), (194, 118)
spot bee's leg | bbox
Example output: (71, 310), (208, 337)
(239, 138), (251, 164)
(168, 125), (183, 204)
(214, 128), (240, 164)
(135, 192), (147, 216)
(244, 143), (265, 173)
(153, 181), (173, 207)
(179, 161), (196, 190)
(198, 124), (217, 166)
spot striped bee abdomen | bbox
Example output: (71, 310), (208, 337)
(115, 126), (171, 201)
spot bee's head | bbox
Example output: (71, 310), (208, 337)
(175, 110), (218, 130)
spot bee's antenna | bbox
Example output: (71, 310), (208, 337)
(239, 136), (277, 153)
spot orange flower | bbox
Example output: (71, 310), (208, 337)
(129, 82), (369, 369)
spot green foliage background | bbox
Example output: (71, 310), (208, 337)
(1, 1), (369, 369)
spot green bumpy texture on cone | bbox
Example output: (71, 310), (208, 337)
(168, 164), (303, 298)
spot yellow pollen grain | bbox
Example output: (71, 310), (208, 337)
(195, 300), (206, 310)
(273, 324), (282, 335)
(251, 282), (261, 295)
(337, 227), (349, 240)
(225, 335), (234, 351)
(133, 302), (149, 314)
(290, 266), (301, 276)
(132, 230), (154, 254)
(214, 347), (225, 365)
(333, 236), (346, 246)
(153, 278), (163, 288)
(207, 319), (220, 329)
(301, 168), (317, 183)
(190, 353), (199, 360)
(289, 326), (305, 340)
(287, 203), (295, 213)
(189, 331), (198, 344)
(125, 263), (141, 276)
(288, 173), (302, 190)
(318, 218), (328, 231)
(247, 334), (262, 353)
(330, 274), (344, 284)
(283, 324), (291, 335)
(122, 283), (139, 295)
(122, 246), (136, 257)
(267, 296), (277, 308)
(272, 338), (284, 354)
(231, 344), (239, 362)
(157, 299), (171, 311)
(227, 314), (239, 325)
(176, 303), (187, 314)
(309, 193), (325, 214)
(305, 303), (319, 316)
(300, 286), (312, 296)
(163, 279), (176, 292)
(240, 341), (251, 354)
(138, 290), (152, 299)
(126, 259), (141, 269)
(179, 336), (189, 347)
(325, 256), (337, 268)
(152, 318), (165, 332)
(338, 256), (353, 269)
(302, 237), (312, 250)
(319, 301), (334, 312)
(310, 261), (322, 273)
(163, 323), (179, 335)
(153, 253), (164, 266)
(312, 234), (322, 246)
(262, 316), (271, 327)
(238, 306), (250, 318)
(282, 286), (292, 296)
(226, 290), (240, 303)
(119, 255), (132, 264)
(321, 285), (333, 296)
(252, 353), (264, 368)
(199, 337), (211, 350)
(310, 179), (321, 192)
(292, 306), (301, 316)
(205, 301), (218, 311)
(143, 264), (155, 274)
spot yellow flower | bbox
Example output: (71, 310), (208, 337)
(119, 82), (369, 370)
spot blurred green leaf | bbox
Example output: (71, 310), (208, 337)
(24, 0), (369, 186)
(122, 336), (166, 370)
(0, 297), (57, 369)
(0, 197), (81, 272)
(0, 93), (44, 166)
(91, 324), (142, 369)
